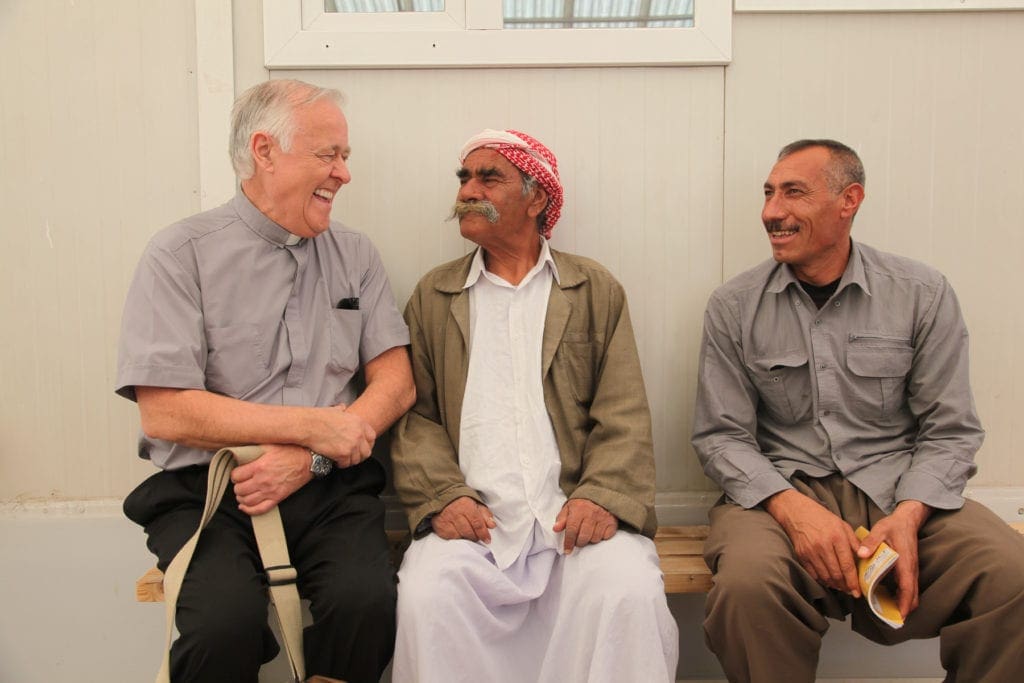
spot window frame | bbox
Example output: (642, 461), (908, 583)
(263, 0), (732, 68)
(734, 0), (1024, 12)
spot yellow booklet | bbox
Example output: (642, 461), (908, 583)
(854, 526), (904, 629)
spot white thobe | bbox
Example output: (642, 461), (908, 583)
(459, 241), (567, 568)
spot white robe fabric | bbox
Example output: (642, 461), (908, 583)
(393, 523), (679, 683)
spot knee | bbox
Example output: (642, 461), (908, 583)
(707, 543), (797, 613)
(568, 535), (667, 605)
(958, 541), (1024, 610)
(179, 582), (269, 652)
(315, 568), (397, 626)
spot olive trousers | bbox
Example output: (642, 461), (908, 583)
(703, 474), (1024, 683)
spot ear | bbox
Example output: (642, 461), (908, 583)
(839, 183), (865, 219)
(250, 132), (275, 173)
(526, 185), (549, 220)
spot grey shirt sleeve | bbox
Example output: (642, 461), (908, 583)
(115, 242), (208, 402)
(691, 294), (793, 508)
(896, 276), (982, 509)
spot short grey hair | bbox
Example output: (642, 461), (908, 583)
(519, 172), (548, 235)
(229, 79), (346, 180)
(778, 138), (866, 193)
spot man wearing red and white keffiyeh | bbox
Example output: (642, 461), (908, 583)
(391, 129), (678, 683)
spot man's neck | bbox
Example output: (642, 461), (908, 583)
(792, 239), (852, 286)
(482, 237), (544, 286)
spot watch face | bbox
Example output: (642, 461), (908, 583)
(310, 453), (333, 478)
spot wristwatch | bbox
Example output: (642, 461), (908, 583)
(309, 450), (334, 479)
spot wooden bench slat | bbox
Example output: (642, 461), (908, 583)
(654, 538), (705, 556)
(652, 525), (710, 539)
(136, 522), (1024, 601)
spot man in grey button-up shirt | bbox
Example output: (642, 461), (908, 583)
(117, 80), (414, 683)
(692, 139), (1024, 683)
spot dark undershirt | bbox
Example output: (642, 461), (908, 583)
(799, 277), (841, 309)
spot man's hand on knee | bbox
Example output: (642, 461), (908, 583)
(231, 444), (312, 516)
(553, 498), (618, 555)
(764, 489), (862, 596)
(432, 496), (496, 543)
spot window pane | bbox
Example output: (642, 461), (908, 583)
(325, 0), (445, 12)
(502, 0), (695, 29)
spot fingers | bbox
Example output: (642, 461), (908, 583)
(793, 527), (862, 596)
(556, 499), (618, 554)
(860, 509), (925, 617)
(317, 410), (377, 468)
(230, 445), (310, 516)
(895, 558), (919, 618)
(432, 497), (494, 543)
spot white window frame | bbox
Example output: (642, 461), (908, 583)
(735, 0), (1024, 12)
(263, 0), (731, 68)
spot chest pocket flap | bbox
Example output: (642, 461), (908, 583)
(847, 344), (912, 378)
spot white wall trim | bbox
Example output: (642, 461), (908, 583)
(195, 0), (237, 209)
(0, 498), (124, 519)
(6, 487), (1021, 524)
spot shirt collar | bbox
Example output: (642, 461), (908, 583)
(463, 238), (561, 289)
(232, 188), (307, 248)
(766, 239), (870, 297)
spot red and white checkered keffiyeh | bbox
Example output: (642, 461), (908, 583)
(459, 129), (563, 239)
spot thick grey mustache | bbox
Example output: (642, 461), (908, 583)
(764, 220), (797, 233)
(450, 200), (499, 224)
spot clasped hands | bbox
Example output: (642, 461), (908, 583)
(432, 496), (618, 554)
(765, 489), (931, 618)
(231, 404), (375, 516)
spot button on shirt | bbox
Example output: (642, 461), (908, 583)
(459, 241), (567, 569)
(692, 241), (983, 514)
(116, 190), (409, 470)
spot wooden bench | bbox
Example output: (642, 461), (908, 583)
(136, 522), (1024, 602)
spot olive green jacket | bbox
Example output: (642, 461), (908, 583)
(391, 248), (657, 537)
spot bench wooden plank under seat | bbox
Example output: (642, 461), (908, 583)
(136, 522), (1024, 601)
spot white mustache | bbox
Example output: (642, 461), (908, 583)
(450, 200), (499, 224)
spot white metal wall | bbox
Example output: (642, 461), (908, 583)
(724, 11), (1024, 487)
(0, 0), (200, 500)
(2, 2), (1021, 502)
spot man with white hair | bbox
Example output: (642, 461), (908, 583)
(390, 129), (678, 682)
(117, 79), (414, 682)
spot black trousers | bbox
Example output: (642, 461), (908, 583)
(125, 458), (397, 683)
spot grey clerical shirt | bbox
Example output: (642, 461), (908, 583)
(116, 190), (409, 470)
(691, 240), (983, 514)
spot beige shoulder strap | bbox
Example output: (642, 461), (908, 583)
(156, 446), (306, 683)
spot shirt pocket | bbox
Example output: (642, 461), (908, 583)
(205, 323), (270, 397)
(846, 333), (913, 420)
(747, 350), (811, 424)
(329, 308), (362, 374)
(559, 332), (599, 406)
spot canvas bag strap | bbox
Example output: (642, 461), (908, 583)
(155, 445), (306, 683)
